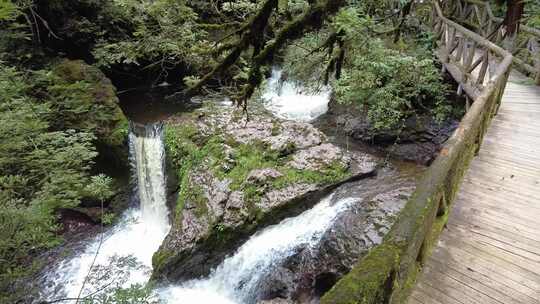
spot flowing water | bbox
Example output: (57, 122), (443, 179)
(262, 68), (331, 122)
(158, 194), (358, 304)
(43, 122), (170, 300)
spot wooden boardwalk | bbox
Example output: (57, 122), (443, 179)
(409, 72), (540, 304)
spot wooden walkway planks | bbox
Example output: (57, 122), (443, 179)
(409, 72), (540, 304)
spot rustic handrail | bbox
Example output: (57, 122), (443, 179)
(428, 0), (511, 100)
(444, 0), (540, 84)
(320, 2), (512, 303)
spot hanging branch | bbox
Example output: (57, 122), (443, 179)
(184, 0), (279, 96)
(168, 0), (347, 107)
(237, 0), (347, 108)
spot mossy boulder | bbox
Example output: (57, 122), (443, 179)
(151, 104), (379, 282)
(50, 59), (129, 168)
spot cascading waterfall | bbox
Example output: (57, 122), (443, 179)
(158, 194), (358, 304)
(262, 68), (331, 122)
(43, 85), (345, 303)
(43, 122), (170, 300)
(130, 122), (170, 235)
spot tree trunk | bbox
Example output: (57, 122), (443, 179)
(503, 0), (524, 51)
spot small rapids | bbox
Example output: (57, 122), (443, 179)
(42, 122), (170, 300)
(262, 68), (331, 122)
(158, 194), (358, 304)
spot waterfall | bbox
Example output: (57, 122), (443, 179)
(262, 68), (331, 122)
(42, 122), (170, 300)
(158, 194), (358, 304)
(130, 122), (170, 236)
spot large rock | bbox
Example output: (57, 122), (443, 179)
(52, 59), (129, 168)
(152, 104), (379, 283)
(314, 98), (458, 165)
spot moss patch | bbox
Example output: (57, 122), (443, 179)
(151, 249), (175, 274)
(321, 243), (400, 304)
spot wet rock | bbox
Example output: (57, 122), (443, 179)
(288, 143), (344, 171)
(152, 104), (379, 283)
(58, 208), (96, 234)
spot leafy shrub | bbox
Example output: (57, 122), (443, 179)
(0, 63), (117, 302)
(333, 39), (450, 130)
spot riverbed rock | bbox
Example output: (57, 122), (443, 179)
(314, 98), (459, 165)
(254, 170), (416, 302)
(152, 103), (379, 283)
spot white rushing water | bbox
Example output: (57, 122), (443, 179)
(43, 122), (170, 300)
(262, 68), (331, 122)
(158, 194), (358, 304)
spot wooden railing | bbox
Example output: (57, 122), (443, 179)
(320, 2), (512, 303)
(443, 0), (540, 84)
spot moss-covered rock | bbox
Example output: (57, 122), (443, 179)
(50, 59), (129, 168)
(151, 104), (379, 282)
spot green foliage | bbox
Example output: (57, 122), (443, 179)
(0, 66), (73, 298)
(0, 62), (120, 301)
(82, 284), (159, 304)
(93, 0), (209, 72)
(524, 0), (540, 27)
(0, 0), (17, 21)
(86, 174), (115, 203)
(333, 39), (450, 130)
(283, 2), (451, 131)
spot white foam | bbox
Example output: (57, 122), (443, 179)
(43, 122), (170, 299)
(262, 69), (331, 122)
(159, 194), (357, 304)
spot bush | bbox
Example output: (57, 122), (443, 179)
(333, 39), (450, 130)
(0, 62), (117, 302)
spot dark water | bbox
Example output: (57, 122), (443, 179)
(118, 88), (200, 124)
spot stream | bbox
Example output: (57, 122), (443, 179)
(41, 71), (419, 303)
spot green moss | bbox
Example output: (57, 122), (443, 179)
(273, 160), (351, 189)
(152, 249), (174, 273)
(271, 120), (282, 136)
(107, 118), (129, 147)
(321, 243), (399, 304)
(393, 261), (421, 304)
(216, 142), (280, 190)
(52, 59), (88, 82)
(165, 123), (225, 215)
(190, 185), (208, 219)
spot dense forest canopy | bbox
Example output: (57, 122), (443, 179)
(0, 0), (536, 303)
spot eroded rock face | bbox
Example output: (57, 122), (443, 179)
(152, 104), (379, 282)
(314, 98), (458, 165)
(254, 170), (416, 303)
